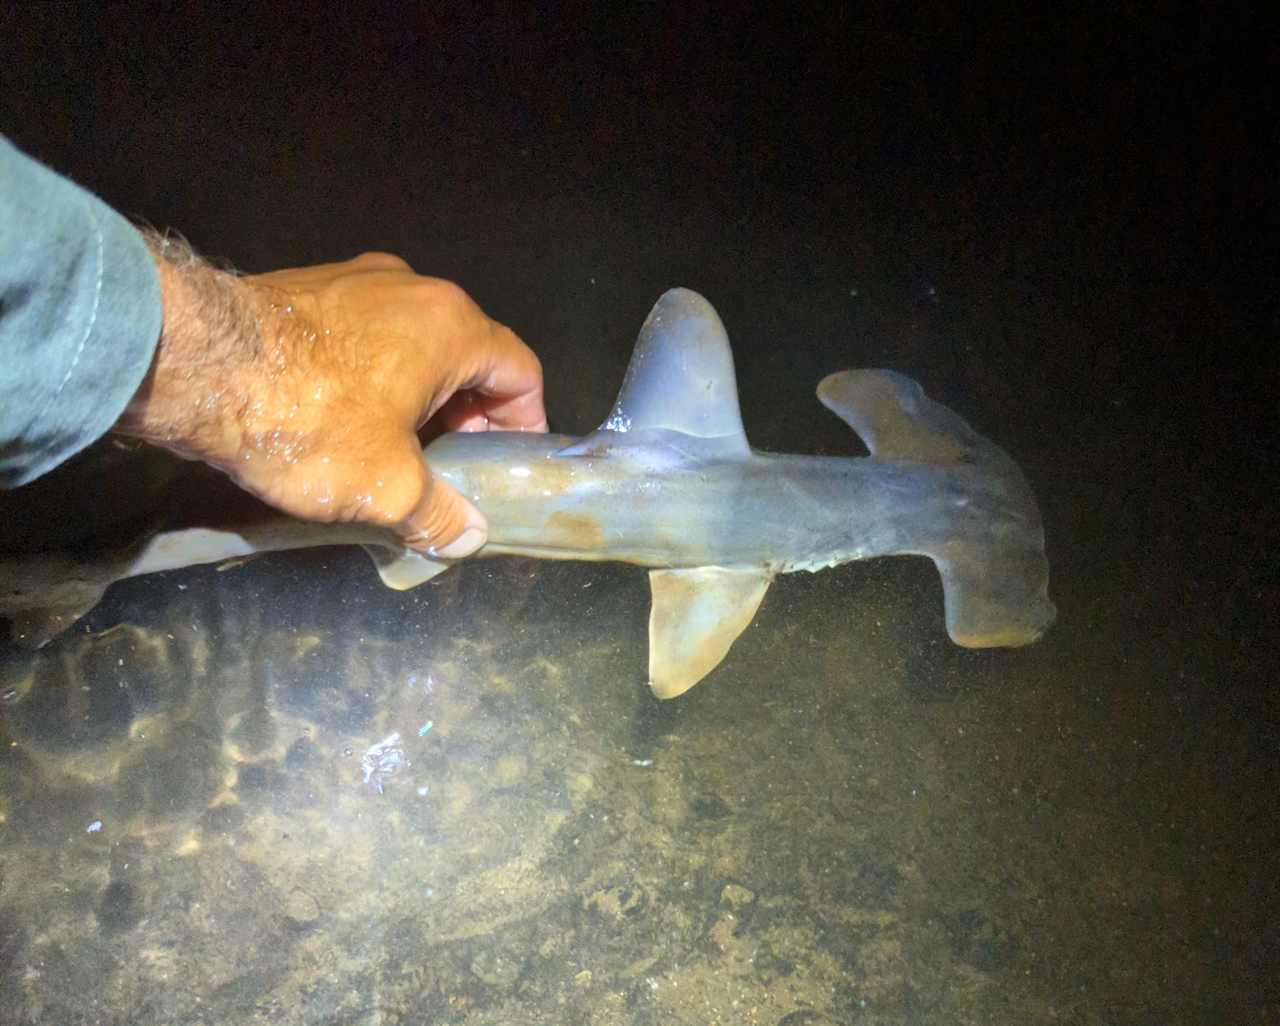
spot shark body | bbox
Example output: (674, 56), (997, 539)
(0, 289), (1055, 697)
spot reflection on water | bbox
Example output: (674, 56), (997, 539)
(0, 540), (1263, 1025)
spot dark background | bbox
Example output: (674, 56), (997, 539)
(2, 3), (1276, 1022)
(4, 6), (1274, 444)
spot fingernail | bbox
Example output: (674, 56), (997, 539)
(429, 525), (486, 559)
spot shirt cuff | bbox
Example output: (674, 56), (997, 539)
(0, 137), (163, 487)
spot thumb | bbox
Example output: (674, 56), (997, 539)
(390, 444), (488, 558)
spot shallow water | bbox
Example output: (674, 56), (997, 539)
(2, 9), (1275, 1025)
(3, 548), (966, 1025)
(1, 484), (1270, 1025)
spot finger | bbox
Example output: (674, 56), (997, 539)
(459, 322), (549, 432)
(436, 391), (492, 433)
(407, 477), (488, 558)
(393, 450), (489, 558)
(336, 434), (489, 557)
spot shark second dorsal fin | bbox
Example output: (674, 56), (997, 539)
(559, 289), (750, 459)
(647, 566), (773, 698)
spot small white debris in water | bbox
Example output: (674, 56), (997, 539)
(508, 466), (531, 478)
(362, 733), (407, 794)
(632, 759), (654, 767)
(86, 820), (102, 833)
(417, 721), (433, 737)
(417, 786), (429, 797)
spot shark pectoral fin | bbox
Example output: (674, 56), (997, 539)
(647, 567), (773, 699)
(361, 545), (452, 591)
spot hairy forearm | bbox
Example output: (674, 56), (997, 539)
(108, 238), (544, 554)
(114, 232), (262, 464)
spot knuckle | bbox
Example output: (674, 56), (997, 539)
(508, 326), (542, 372)
(353, 251), (411, 272)
(417, 277), (478, 319)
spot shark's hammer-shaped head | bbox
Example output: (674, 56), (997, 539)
(815, 368), (1056, 651)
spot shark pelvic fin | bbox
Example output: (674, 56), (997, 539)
(361, 545), (452, 590)
(817, 369), (989, 465)
(561, 289), (750, 459)
(647, 566), (773, 699)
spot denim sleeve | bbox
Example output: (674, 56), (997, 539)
(0, 136), (162, 488)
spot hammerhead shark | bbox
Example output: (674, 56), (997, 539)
(0, 289), (1054, 697)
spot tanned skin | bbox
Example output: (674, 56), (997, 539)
(115, 238), (547, 558)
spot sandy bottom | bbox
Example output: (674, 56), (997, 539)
(0, 546), (1261, 1025)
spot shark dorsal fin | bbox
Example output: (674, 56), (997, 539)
(560, 289), (750, 459)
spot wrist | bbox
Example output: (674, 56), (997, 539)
(115, 232), (259, 467)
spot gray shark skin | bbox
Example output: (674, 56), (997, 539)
(0, 289), (1055, 697)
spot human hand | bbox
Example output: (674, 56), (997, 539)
(116, 242), (546, 557)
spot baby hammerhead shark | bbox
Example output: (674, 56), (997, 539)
(0, 289), (1054, 697)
